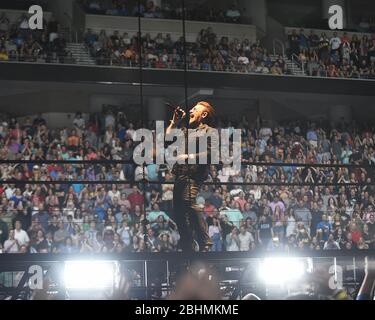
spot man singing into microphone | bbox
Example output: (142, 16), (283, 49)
(166, 101), (217, 252)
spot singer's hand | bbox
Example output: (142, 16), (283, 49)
(172, 107), (186, 124)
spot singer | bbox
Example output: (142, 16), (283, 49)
(166, 101), (217, 252)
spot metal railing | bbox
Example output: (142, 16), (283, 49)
(272, 38), (285, 57)
(291, 53), (304, 74)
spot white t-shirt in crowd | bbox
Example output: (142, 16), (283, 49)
(238, 231), (254, 251)
(105, 114), (115, 128)
(226, 9), (240, 18)
(5, 187), (15, 199)
(259, 127), (272, 141)
(73, 117), (85, 129)
(330, 37), (341, 50)
(209, 225), (221, 238)
(14, 229), (30, 246)
(108, 190), (121, 201)
(123, 37), (131, 45)
(238, 56), (249, 65)
(226, 234), (240, 251)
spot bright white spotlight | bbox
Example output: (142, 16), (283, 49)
(259, 257), (306, 286)
(64, 261), (117, 290)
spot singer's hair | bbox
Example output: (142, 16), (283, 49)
(197, 101), (215, 125)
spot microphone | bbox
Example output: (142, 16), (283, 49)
(165, 102), (186, 116)
(165, 102), (180, 112)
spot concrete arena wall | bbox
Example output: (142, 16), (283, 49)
(85, 14), (257, 43)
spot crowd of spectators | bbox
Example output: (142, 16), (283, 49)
(0, 109), (374, 254)
(0, 12), (73, 64)
(81, 0), (244, 24)
(287, 28), (375, 79)
(1, 2), (375, 83)
(84, 27), (289, 75)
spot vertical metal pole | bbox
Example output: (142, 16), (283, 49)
(166, 260), (170, 286)
(144, 260), (148, 299)
(333, 257), (337, 284)
(166, 260), (170, 297)
(353, 257), (357, 285)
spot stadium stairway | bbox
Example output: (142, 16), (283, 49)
(64, 43), (306, 73)
(269, 54), (306, 76)
(66, 43), (96, 66)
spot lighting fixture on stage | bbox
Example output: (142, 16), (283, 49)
(258, 257), (306, 286)
(178, 89), (214, 104)
(63, 260), (118, 290)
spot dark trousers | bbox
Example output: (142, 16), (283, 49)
(173, 178), (211, 251)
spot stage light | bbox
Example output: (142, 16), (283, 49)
(63, 260), (117, 290)
(258, 257), (306, 286)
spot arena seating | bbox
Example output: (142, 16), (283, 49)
(0, 111), (374, 254)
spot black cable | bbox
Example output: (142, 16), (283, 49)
(181, 0), (189, 128)
(1, 179), (373, 186)
(181, 0), (194, 252)
(0, 159), (373, 169)
(137, 0), (149, 255)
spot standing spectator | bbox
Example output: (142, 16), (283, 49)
(310, 201), (323, 237)
(316, 215), (332, 241)
(14, 220), (30, 248)
(285, 208), (297, 238)
(330, 31), (342, 55)
(238, 225), (254, 251)
(47, 16), (59, 43)
(269, 195), (285, 215)
(221, 200), (243, 228)
(257, 213), (273, 248)
(288, 29), (300, 56)
(128, 186), (145, 211)
(294, 199), (312, 231)
(73, 112), (85, 130)
(209, 217), (222, 251)
(226, 226), (240, 251)
(318, 32), (330, 64)
(225, 4), (241, 23)
(298, 29), (309, 51)
(308, 30), (320, 50)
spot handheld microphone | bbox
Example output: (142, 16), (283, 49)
(165, 102), (179, 111)
(165, 102), (186, 116)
